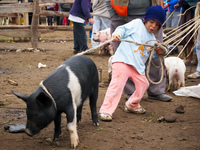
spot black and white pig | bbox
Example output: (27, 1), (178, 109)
(12, 55), (99, 149)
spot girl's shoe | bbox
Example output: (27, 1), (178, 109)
(124, 106), (146, 114)
(99, 113), (112, 121)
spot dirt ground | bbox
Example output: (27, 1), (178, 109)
(0, 31), (200, 150)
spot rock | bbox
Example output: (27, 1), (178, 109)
(157, 116), (164, 122)
(7, 79), (18, 86)
(164, 113), (177, 123)
(175, 105), (185, 113)
(4, 123), (26, 133)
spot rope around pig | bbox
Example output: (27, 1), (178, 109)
(76, 38), (168, 84)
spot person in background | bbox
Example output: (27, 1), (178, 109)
(91, 0), (111, 47)
(54, 3), (60, 25)
(163, 0), (181, 54)
(69, 0), (94, 54)
(99, 5), (166, 121)
(28, 0), (33, 25)
(174, 0), (199, 65)
(105, 0), (172, 102)
(59, 3), (73, 25)
(163, 0), (182, 28)
(186, 1), (200, 78)
(46, 4), (55, 26)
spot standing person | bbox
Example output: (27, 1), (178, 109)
(91, 0), (111, 47)
(105, 0), (172, 101)
(187, 1), (200, 78)
(46, 4), (55, 26)
(174, 0), (199, 65)
(28, 0), (33, 25)
(59, 3), (73, 25)
(54, 3), (60, 25)
(163, 0), (182, 28)
(99, 5), (166, 121)
(69, 0), (95, 54)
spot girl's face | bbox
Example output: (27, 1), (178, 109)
(144, 20), (160, 34)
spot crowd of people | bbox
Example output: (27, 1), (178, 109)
(39, 0), (200, 121)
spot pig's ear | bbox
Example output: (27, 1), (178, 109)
(11, 90), (29, 103)
(36, 92), (52, 107)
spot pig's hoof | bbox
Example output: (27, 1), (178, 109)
(93, 122), (99, 126)
(71, 138), (79, 149)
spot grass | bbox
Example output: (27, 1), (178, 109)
(0, 38), (12, 42)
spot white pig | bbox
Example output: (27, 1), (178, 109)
(93, 28), (114, 56)
(164, 57), (186, 91)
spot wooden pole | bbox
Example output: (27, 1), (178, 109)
(23, 0), (29, 41)
(31, 0), (39, 49)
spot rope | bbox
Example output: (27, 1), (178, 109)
(120, 39), (168, 84)
(163, 5), (200, 58)
(178, 23), (200, 58)
(76, 37), (167, 84)
(162, 9), (176, 27)
(164, 19), (199, 57)
(76, 39), (113, 56)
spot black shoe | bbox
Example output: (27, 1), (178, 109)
(73, 49), (80, 54)
(148, 94), (172, 102)
(82, 49), (95, 55)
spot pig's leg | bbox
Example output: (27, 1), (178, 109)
(53, 112), (62, 141)
(77, 103), (83, 123)
(66, 106), (79, 148)
(167, 80), (172, 92)
(89, 90), (99, 126)
(180, 74), (185, 87)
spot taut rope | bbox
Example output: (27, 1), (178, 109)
(76, 38), (167, 84)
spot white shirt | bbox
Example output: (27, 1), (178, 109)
(69, 14), (85, 23)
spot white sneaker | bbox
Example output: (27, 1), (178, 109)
(187, 72), (200, 79)
(99, 113), (112, 121)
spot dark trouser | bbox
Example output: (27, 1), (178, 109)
(73, 22), (88, 51)
(110, 14), (166, 96)
(47, 7), (54, 26)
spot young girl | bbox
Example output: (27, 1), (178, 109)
(99, 5), (166, 121)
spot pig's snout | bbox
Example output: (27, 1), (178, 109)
(25, 128), (34, 136)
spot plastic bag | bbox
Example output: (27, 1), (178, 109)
(173, 84), (200, 99)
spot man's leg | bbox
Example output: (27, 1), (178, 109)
(187, 27), (200, 78)
(91, 16), (101, 47)
(101, 17), (111, 30)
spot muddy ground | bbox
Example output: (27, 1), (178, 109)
(0, 31), (200, 150)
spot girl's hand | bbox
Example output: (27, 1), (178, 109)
(112, 34), (120, 42)
(156, 47), (165, 55)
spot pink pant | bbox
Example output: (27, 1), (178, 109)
(100, 62), (149, 116)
